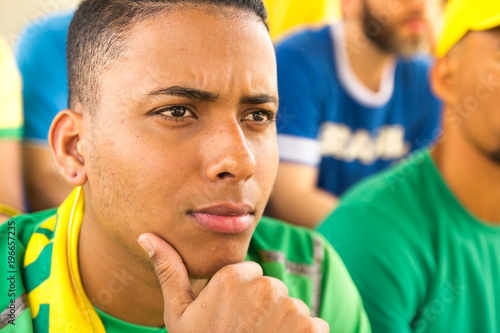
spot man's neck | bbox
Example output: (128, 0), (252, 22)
(342, 20), (395, 92)
(78, 213), (207, 327)
(432, 124), (500, 223)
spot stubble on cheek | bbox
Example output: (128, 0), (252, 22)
(85, 132), (140, 238)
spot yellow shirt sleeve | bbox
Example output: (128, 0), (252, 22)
(0, 36), (23, 140)
(264, 0), (341, 41)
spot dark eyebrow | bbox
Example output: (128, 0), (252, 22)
(148, 86), (219, 102)
(240, 94), (278, 106)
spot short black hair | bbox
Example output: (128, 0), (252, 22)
(67, 0), (269, 111)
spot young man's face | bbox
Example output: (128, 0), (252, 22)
(361, 0), (434, 56)
(450, 28), (500, 163)
(80, 7), (279, 278)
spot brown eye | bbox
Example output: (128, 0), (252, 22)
(242, 111), (275, 123)
(170, 107), (187, 117)
(252, 111), (266, 121)
(159, 106), (194, 118)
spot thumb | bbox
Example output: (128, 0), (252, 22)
(137, 233), (195, 326)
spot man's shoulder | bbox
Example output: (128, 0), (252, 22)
(343, 149), (429, 205)
(251, 216), (336, 280)
(318, 150), (439, 270)
(252, 216), (372, 332)
(320, 149), (434, 237)
(252, 216), (325, 264)
(0, 210), (57, 331)
(319, 150), (436, 272)
(320, 151), (439, 333)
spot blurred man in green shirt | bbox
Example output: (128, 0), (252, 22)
(319, 0), (500, 332)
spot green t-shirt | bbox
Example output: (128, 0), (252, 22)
(0, 190), (370, 332)
(318, 148), (500, 333)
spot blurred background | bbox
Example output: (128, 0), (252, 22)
(0, 0), (78, 47)
(0, 0), (340, 46)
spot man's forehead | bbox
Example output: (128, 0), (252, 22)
(96, 6), (276, 110)
(97, 4), (271, 80)
(119, 6), (271, 65)
(127, 5), (265, 40)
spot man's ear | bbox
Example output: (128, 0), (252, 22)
(431, 56), (458, 105)
(49, 109), (87, 186)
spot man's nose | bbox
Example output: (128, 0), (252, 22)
(203, 120), (256, 183)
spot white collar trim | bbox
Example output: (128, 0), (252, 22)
(330, 23), (396, 108)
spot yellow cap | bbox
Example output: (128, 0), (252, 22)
(437, 0), (500, 57)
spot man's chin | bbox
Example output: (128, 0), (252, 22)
(388, 36), (426, 58)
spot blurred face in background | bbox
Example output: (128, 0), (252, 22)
(361, 0), (436, 56)
(447, 28), (500, 163)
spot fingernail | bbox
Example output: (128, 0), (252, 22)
(137, 236), (155, 257)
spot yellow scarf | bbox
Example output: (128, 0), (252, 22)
(24, 187), (106, 332)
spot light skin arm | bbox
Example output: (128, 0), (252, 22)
(0, 140), (24, 223)
(268, 162), (338, 228)
(23, 144), (73, 211)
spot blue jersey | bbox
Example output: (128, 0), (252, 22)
(275, 24), (441, 196)
(16, 11), (73, 144)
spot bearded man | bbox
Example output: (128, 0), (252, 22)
(269, 0), (442, 227)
